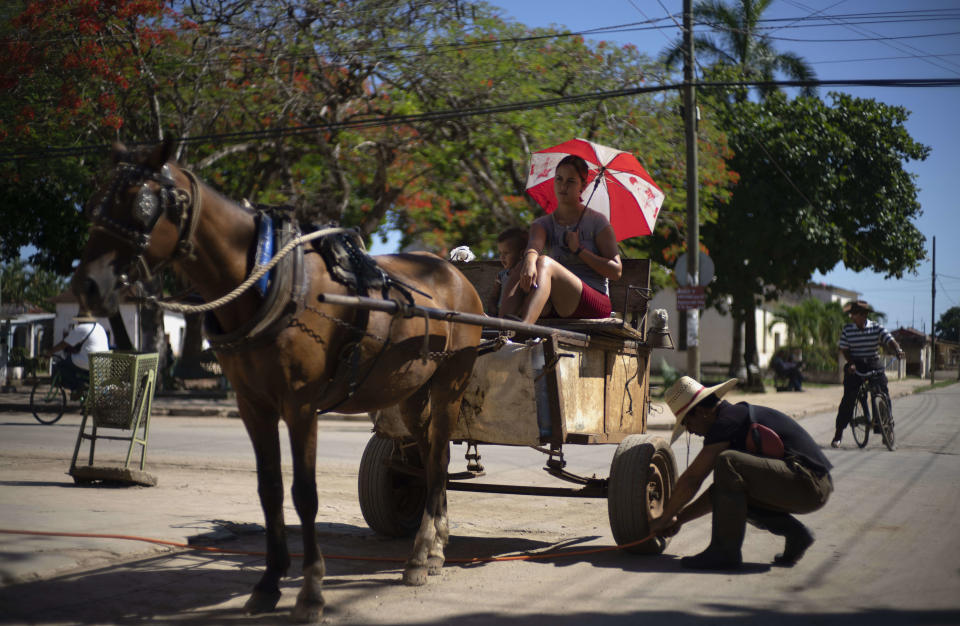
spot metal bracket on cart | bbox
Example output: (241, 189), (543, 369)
(529, 444), (607, 492)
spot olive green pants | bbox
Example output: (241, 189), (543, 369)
(713, 449), (833, 515)
(704, 449), (833, 554)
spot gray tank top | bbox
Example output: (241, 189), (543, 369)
(532, 208), (611, 295)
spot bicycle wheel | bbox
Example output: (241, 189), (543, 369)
(30, 379), (67, 425)
(849, 390), (870, 448)
(875, 395), (896, 451)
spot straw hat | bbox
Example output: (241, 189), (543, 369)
(842, 300), (872, 315)
(665, 376), (738, 443)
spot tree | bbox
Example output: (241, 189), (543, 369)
(705, 92), (927, 379)
(3, 0), (739, 367)
(768, 298), (847, 373)
(3, 0), (736, 269)
(0, 259), (66, 311)
(0, 0), (195, 272)
(661, 0), (816, 102)
(936, 307), (960, 342)
(659, 0), (816, 382)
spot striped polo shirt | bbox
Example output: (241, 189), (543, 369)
(838, 320), (893, 360)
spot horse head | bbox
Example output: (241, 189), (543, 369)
(72, 140), (197, 316)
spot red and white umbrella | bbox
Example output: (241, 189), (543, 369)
(525, 138), (665, 241)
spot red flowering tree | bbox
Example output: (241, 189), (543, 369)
(0, 0), (193, 270)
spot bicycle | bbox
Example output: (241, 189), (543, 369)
(848, 361), (896, 451)
(30, 355), (88, 425)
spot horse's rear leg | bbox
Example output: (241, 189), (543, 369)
(237, 398), (289, 614)
(402, 348), (476, 586)
(286, 408), (325, 623)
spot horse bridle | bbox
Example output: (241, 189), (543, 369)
(88, 160), (202, 288)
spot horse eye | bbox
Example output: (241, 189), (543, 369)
(133, 184), (159, 226)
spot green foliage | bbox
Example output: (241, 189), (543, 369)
(659, 357), (683, 394)
(935, 306), (960, 342)
(705, 91), (927, 306)
(2, 0), (737, 273)
(0, 258), (67, 310)
(768, 298), (846, 372)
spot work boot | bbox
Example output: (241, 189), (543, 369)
(747, 508), (815, 566)
(681, 488), (746, 570)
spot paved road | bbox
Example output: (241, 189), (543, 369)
(0, 382), (958, 624)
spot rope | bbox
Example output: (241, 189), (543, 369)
(146, 226), (353, 314)
(0, 527), (657, 564)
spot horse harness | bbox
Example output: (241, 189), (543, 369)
(88, 160), (201, 289)
(92, 159), (455, 412)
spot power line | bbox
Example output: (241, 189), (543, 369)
(938, 278), (957, 306)
(757, 30), (960, 43)
(3, 76), (959, 163)
(784, 0), (960, 78)
(811, 52), (960, 65)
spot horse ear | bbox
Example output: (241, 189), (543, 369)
(145, 137), (176, 170)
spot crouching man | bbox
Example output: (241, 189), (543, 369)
(651, 376), (833, 569)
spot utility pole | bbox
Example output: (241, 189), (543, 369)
(683, 0), (700, 381)
(931, 236), (936, 385)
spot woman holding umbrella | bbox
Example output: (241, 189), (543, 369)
(500, 155), (622, 323)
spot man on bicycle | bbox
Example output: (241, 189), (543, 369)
(831, 300), (904, 448)
(46, 311), (110, 393)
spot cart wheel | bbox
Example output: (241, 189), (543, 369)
(358, 435), (426, 538)
(608, 434), (677, 554)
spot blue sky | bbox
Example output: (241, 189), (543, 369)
(377, 0), (960, 332)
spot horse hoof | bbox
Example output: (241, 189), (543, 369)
(403, 566), (429, 586)
(427, 556), (444, 575)
(290, 601), (324, 624)
(244, 588), (281, 615)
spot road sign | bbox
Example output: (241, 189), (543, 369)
(677, 286), (706, 311)
(674, 252), (714, 287)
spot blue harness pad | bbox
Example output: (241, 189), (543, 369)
(254, 215), (275, 297)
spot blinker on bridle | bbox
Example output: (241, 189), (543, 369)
(89, 160), (200, 289)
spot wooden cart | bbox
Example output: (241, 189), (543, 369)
(352, 259), (677, 553)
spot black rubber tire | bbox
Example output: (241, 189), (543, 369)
(30, 380), (66, 425)
(850, 392), (870, 448)
(876, 395), (896, 451)
(358, 435), (426, 538)
(607, 434), (677, 554)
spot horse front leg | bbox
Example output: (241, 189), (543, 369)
(237, 398), (289, 615)
(285, 407), (325, 623)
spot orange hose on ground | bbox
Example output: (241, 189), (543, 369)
(0, 528), (655, 563)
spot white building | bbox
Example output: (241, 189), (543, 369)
(650, 282), (859, 375)
(50, 292), (187, 356)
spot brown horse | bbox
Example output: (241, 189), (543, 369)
(72, 141), (482, 623)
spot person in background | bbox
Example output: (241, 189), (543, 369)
(771, 349), (804, 391)
(492, 227), (528, 316)
(499, 154), (621, 323)
(46, 311), (110, 392)
(651, 376), (833, 570)
(831, 300), (904, 448)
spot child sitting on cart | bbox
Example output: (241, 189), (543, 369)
(493, 227), (528, 316)
(499, 155), (622, 323)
